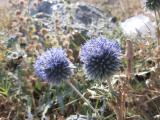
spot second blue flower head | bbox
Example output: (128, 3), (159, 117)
(80, 37), (121, 80)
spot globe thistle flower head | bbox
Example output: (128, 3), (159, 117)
(34, 48), (74, 84)
(146, 0), (160, 11)
(80, 37), (121, 80)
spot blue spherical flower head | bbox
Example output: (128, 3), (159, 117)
(34, 48), (74, 85)
(80, 37), (121, 80)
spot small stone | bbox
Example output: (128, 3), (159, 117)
(120, 14), (156, 39)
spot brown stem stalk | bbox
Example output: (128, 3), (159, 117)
(154, 10), (160, 46)
(125, 40), (133, 80)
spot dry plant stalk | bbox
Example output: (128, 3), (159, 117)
(109, 85), (127, 120)
(107, 40), (133, 120)
(110, 39), (133, 120)
(154, 11), (160, 46)
(125, 40), (133, 80)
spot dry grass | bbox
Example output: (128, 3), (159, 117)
(0, 9), (11, 31)
(0, 0), (12, 32)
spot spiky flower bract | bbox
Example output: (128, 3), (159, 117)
(34, 48), (74, 84)
(80, 37), (121, 80)
(146, 0), (160, 11)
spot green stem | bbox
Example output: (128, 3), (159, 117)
(65, 80), (101, 119)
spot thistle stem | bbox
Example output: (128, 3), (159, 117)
(65, 80), (100, 118)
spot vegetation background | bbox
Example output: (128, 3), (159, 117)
(0, 0), (160, 120)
